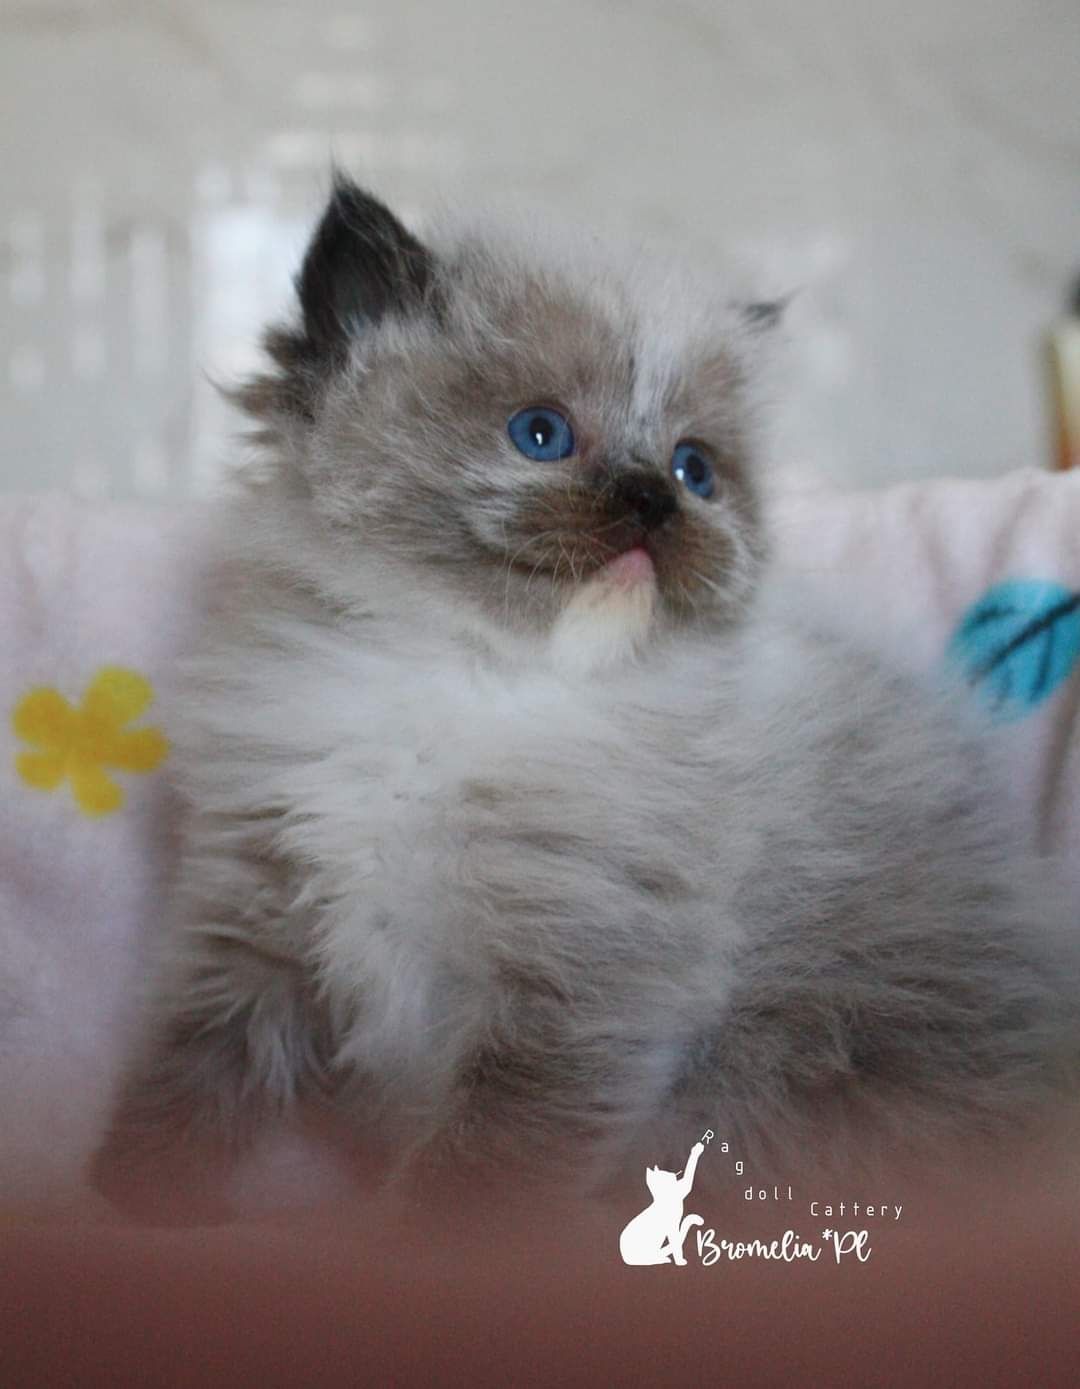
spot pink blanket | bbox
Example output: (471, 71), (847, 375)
(3, 469), (1079, 1213)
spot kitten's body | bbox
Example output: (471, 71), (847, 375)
(94, 181), (1080, 1214)
(620, 1143), (705, 1265)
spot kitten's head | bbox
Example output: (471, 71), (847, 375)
(644, 1165), (679, 1196)
(237, 176), (779, 646)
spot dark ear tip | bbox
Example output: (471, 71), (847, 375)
(325, 167), (380, 220)
(296, 170), (434, 361)
(329, 163), (356, 196)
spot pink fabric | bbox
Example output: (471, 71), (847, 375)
(0, 497), (206, 1207)
(2, 469), (1078, 1213)
(772, 468), (1080, 868)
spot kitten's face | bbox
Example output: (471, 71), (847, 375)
(240, 181), (774, 639)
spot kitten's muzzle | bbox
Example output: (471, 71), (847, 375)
(610, 470), (678, 533)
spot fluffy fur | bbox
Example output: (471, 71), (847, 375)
(93, 179), (1080, 1212)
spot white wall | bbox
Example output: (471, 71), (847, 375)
(1, 0), (1077, 496)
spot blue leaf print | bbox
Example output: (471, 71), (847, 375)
(948, 579), (1080, 722)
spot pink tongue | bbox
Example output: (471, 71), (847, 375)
(602, 546), (655, 587)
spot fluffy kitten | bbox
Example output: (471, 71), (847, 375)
(94, 178), (1080, 1214)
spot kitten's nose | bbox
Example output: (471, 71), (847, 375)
(612, 470), (678, 532)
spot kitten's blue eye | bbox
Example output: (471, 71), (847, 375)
(670, 442), (715, 499)
(507, 407), (575, 461)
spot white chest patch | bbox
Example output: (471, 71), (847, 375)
(550, 550), (657, 676)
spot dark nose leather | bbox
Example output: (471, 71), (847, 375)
(612, 470), (678, 531)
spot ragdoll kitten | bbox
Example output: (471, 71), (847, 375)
(94, 177), (1080, 1214)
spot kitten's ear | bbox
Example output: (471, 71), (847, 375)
(234, 175), (435, 426)
(296, 173), (435, 364)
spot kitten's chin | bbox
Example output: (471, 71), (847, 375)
(549, 547), (658, 676)
(600, 546), (656, 589)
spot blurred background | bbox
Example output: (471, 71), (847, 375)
(1, 0), (1077, 499)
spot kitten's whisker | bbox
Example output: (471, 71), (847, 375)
(504, 530), (559, 621)
(558, 539), (580, 585)
(526, 553), (551, 600)
(688, 568), (723, 596)
(505, 529), (560, 572)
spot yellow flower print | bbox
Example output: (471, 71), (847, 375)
(12, 666), (169, 817)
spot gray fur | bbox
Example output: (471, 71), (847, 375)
(93, 181), (1080, 1211)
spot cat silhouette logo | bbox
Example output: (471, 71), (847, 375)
(619, 1138), (707, 1265)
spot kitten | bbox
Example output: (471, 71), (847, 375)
(93, 177), (1080, 1216)
(620, 1142), (705, 1265)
